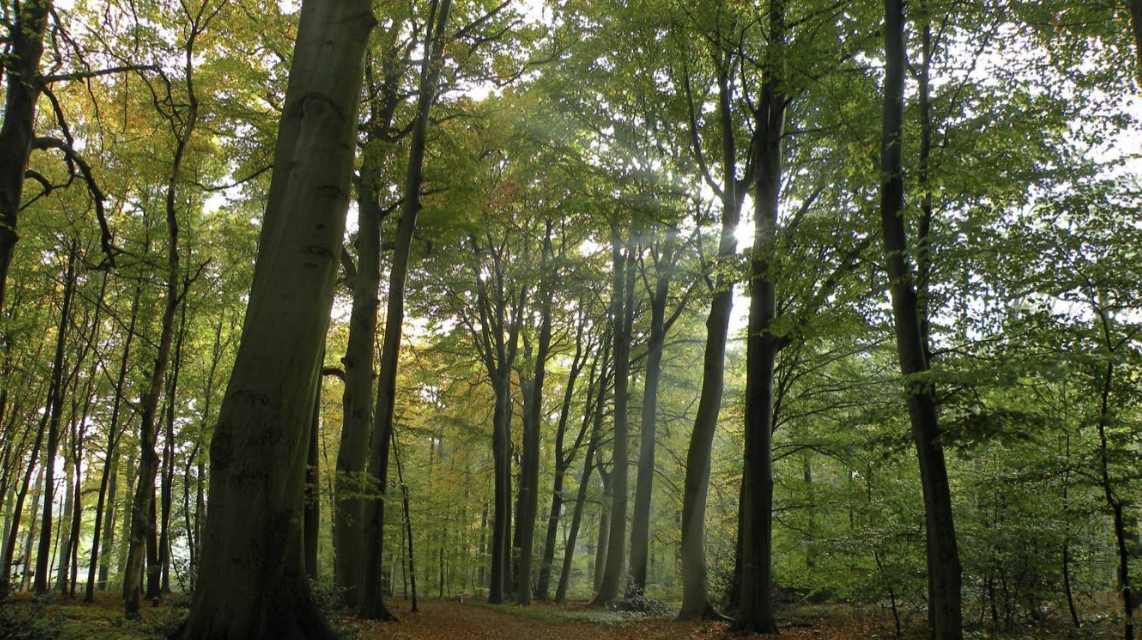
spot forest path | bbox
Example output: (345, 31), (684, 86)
(358, 599), (723, 640)
(357, 599), (897, 640)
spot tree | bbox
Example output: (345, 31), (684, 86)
(877, 1), (962, 638)
(176, 0), (375, 636)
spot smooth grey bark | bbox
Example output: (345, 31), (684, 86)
(0, 0), (51, 317)
(176, 1), (374, 637)
(593, 461), (612, 594)
(32, 243), (77, 596)
(627, 228), (678, 598)
(359, 0), (451, 621)
(159, 295), (190, 596)
(879, 1), (962, 638)
(593, 229), (635, 605)
(678, 54), (747, 622)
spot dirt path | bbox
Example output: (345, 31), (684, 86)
(354, 600), (725, 640)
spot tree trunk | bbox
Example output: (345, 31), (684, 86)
(678, 54), (746, 622)
(90, 285), (142, 597)
(359, 0), (450, 621)
(593, 230), (635, 606)
(159, 297), (189, 595)
(536, 315), (588, 600)
(392, 430), (418, 612)
(735, 3), (785, 631)
(0, 0), (51, 316)
(33, 243), (77, 596)
(628, 229), (675, 597)
(305, 369), (322, 581)
(593, 466), (612, 594)
(516, 224), (554, 605)
(554, 364), (607, 605)
(879, 2), (962, 638)
(176, 1), (374, 636)
(333, 135), (384, 608)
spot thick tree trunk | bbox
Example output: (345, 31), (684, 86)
(305, 371), (322, 581)
(879, 2), (962, 638)
(593, 231), (635, 606)
(735, 4), (785, 631)
(628, 229), (675, 598)
(176, 1), (374, 637)
(33, 244), (77, 596)
(359, 0), (450, 621)
(0, 0), (51, 316)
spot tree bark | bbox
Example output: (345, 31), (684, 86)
(33, 243), (77, 596)
(333, 136), (385, 608)
(678, 58), (745, 621)
(359, 0), (451, 620)
(628, 228), (676, 598)
(176, 1), (374, 636)
(735, 2), (785, 631)
(305, 367), (322, 581)
(535, 314), (588, 600)
(594, 230), (635, 605)
(0, 0), (51, 317)
(517, 223), (554, 605)
(879, 2), (962, 638)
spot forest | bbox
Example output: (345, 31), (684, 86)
(0, 0), (1139, 639)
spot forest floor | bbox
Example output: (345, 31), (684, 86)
(0, 591), (1113, 640)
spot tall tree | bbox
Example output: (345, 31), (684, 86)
(176, 0), (375, 636)
(359, 0), (452, 620)
(878, 1), (962, 638)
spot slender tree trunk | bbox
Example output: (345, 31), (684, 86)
(593, 230), (635, 605)
(21, 465), (44, 592)
(0, 0), (51, 316)
(333, 134), (384, 608)
(158, 297), (189, 595)
(678, 56), (745, 622)
(90, 286), (142, 597)
(735, 3), (786, 631)
(392, 430), (418, 612)
(879, 2), (962, 638)
(517, 224), (554, 605)
(33, 244), (77, 596)
(536, 317), (587, 600)
(176, 1), (374, 637)
(593, 466), (611, 594)
(359, 0), (451, 620)
(628, 229), (675, 598)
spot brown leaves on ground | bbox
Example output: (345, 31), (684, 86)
(351, 600), (901, 640)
